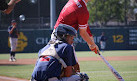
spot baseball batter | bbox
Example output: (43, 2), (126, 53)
(51, 0), (99, 54)
(0, 0), (21, 14)
(31, 24), (89, 81)
(8, 20), (19, 62)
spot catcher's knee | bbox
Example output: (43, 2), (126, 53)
(77, 73), (89, 81)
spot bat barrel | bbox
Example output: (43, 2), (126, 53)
(97, 52), (125, 81)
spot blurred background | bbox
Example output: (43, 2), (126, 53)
(0, 0), (137, 53)
(0, 0), (137, 29)
(0, 0), (67, 29)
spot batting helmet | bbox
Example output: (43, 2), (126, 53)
(54, 24), (77, 41)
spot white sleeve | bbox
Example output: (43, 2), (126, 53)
(79, 24), (88, 29)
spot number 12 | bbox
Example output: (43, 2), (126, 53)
(112, 35), (124, 43)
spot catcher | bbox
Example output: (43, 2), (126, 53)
(31, 24), (89, 81)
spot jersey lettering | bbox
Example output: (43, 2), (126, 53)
(74, 0), (82, 8)
(40, 56), (50, 62)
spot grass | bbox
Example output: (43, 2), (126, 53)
(0, 50), (137, 81)
(0, 65), (34, 79)
(80, 61), (137, 81)
(77, 50), (137, 57)
(0, 53), (38, 59)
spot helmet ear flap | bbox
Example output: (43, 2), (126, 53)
(54, 32), (66, 41)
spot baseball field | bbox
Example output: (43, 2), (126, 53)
(0, 50), (137, 81)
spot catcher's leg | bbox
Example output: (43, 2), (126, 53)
(78, 73), (89, 81)
(60, 73), (89, 81)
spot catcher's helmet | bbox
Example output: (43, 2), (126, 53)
(54, 24), (77, 41)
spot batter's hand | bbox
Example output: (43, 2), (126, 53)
(89, 44), (99, 54)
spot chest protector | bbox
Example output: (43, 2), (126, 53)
(40, 44), (67, 68)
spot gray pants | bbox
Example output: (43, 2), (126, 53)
(31, 73), (89, 81)
(100, 41), (106, 50)
(31, 75), (81, 81)
(49, 75), (81, 81)
(9, 37), (18, 51)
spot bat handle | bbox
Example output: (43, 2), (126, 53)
(97, 51), (101, 55)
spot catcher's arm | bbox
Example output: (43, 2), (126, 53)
(61, 66), (74, 77)
(73, 63), (80, 72)
(60, 63), (80, 78)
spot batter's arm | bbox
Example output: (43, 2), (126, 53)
(79, 28), (94, 45)
(79, 28), (99, 54)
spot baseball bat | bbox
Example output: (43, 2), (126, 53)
(98, 52), (125, 81)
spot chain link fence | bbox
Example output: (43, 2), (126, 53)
(0, 0), (137, 30)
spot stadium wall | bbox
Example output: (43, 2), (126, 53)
(0, 27), (137, 53)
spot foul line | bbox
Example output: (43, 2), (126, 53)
(0, 76), (28, 81)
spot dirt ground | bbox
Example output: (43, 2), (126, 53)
(0, 56), (137, 81)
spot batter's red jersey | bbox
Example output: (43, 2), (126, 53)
(54, 0), (92, 36)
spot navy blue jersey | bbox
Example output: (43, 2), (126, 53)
(100, 36), (107, 42)
(32, 43), (77, 80)
(0, 0), (8, 11)
(8, 26), (18, 38)
(32, 56), (62, 81)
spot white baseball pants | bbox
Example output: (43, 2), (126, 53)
(9, 37), (18, 51)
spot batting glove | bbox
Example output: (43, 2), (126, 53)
(89, 44), (99, 54)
